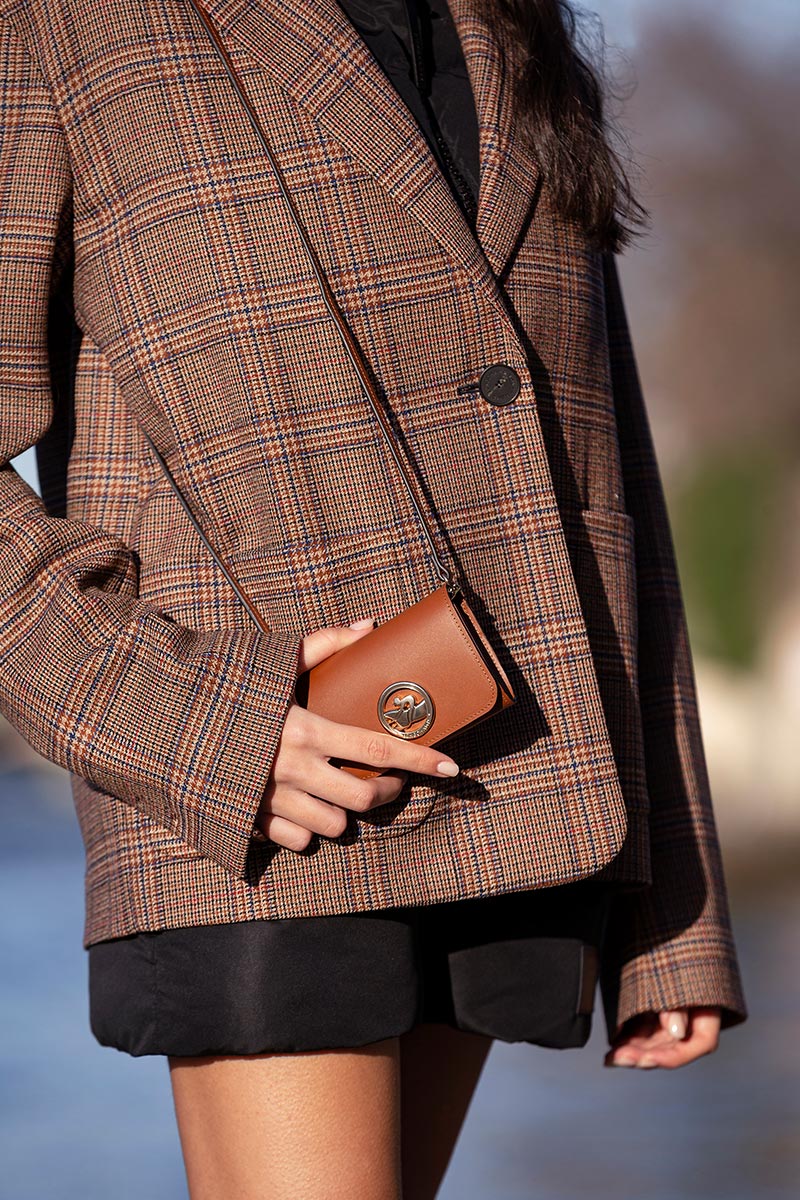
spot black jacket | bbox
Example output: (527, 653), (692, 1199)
(335, 0), (480, 228)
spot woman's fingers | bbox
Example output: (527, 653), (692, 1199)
(604, 1006), (722, 1069)
(287, 757), (411, 815)
(257, 696), (459, 851)
(297, 618), (377, 673)
(297, 707), (460, 780)
(256, 811), (317, 853)
(266, 788), (351, 840)
(254, 767), (411, 850)
(266, 772), (409, 840)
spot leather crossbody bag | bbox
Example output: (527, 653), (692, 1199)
(133, 0), (516, 782)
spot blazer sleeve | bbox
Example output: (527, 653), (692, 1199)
(0, 16), (302, 883)
(597, 251), (748, 1040)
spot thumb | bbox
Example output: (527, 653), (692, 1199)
(298, 617), (378, 673)
(660, 1008), (689, 1040)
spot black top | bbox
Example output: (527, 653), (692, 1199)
(335, 0), (481, 227)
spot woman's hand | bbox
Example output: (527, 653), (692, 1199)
(604, 1005), (721, 1069)
(254, 616), (460, 851)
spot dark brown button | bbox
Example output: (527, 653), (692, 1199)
(478, 363), (521, 406)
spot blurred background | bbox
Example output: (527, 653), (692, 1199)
(1, 0), (798, 1196)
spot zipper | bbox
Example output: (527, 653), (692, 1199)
(431, 127), (479, 226)
(402, 0), (479, 228)
(403, 0), (429, 92)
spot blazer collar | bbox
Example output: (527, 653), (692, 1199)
(199, 0), (541, 312)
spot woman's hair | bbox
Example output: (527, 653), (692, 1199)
(485, 0), (650, 253)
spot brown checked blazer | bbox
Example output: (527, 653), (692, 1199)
(0, 0), (747, 1043)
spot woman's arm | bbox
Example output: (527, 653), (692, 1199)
(0, 14), (302, 881)
(597, 251), (748, 1047)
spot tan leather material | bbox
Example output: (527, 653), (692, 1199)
(294, 585), (516, 779)
(455, 592), (515, 707)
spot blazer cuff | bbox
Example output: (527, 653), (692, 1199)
(599, 933), (749, 1044)
(166, 623), (303, 881)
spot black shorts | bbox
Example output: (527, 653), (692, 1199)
(88, 879), (611, 1057)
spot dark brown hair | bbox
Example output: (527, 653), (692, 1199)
(485, 0), (650, 252)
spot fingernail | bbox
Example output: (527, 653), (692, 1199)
(348, 617), (375, 629)
(637, 1056), (658, 1069)
(668, 1015), (687, 1039)
(437, 760), (460, 777)
(611, 1056), (636, 1068)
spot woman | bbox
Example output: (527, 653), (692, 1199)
(0, 0), (747, 1196)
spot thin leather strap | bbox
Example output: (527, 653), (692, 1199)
(173, 0), (458, 592)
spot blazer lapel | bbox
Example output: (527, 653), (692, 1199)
(199, 0), (539, 312)
(448, 0), (543, 279)
(202, 1), (486, 277)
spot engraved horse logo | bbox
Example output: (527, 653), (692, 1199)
(383, 692), (430, 731)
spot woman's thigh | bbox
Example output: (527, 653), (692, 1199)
(399, 1023), (494, 1200)
(168, 1038), (403, 1200)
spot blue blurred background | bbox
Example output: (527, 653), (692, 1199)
(2, 1), (798, 1196)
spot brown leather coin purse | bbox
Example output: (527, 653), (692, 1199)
(293, 584), (516, 779)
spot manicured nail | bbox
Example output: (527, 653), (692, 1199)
(668, 1015), (687, 1039)
(611, 1056), (636, 1067)
(349, 617), (375, 629)
(637, 1056), (658, 1069)
(437, 760), (460, 777)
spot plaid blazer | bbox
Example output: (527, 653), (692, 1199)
(0, 0), (747, 1042)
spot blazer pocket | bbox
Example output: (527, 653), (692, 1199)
(350, 778), (438, 840)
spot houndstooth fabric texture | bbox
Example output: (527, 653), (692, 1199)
(0, 0), (746, 1042)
